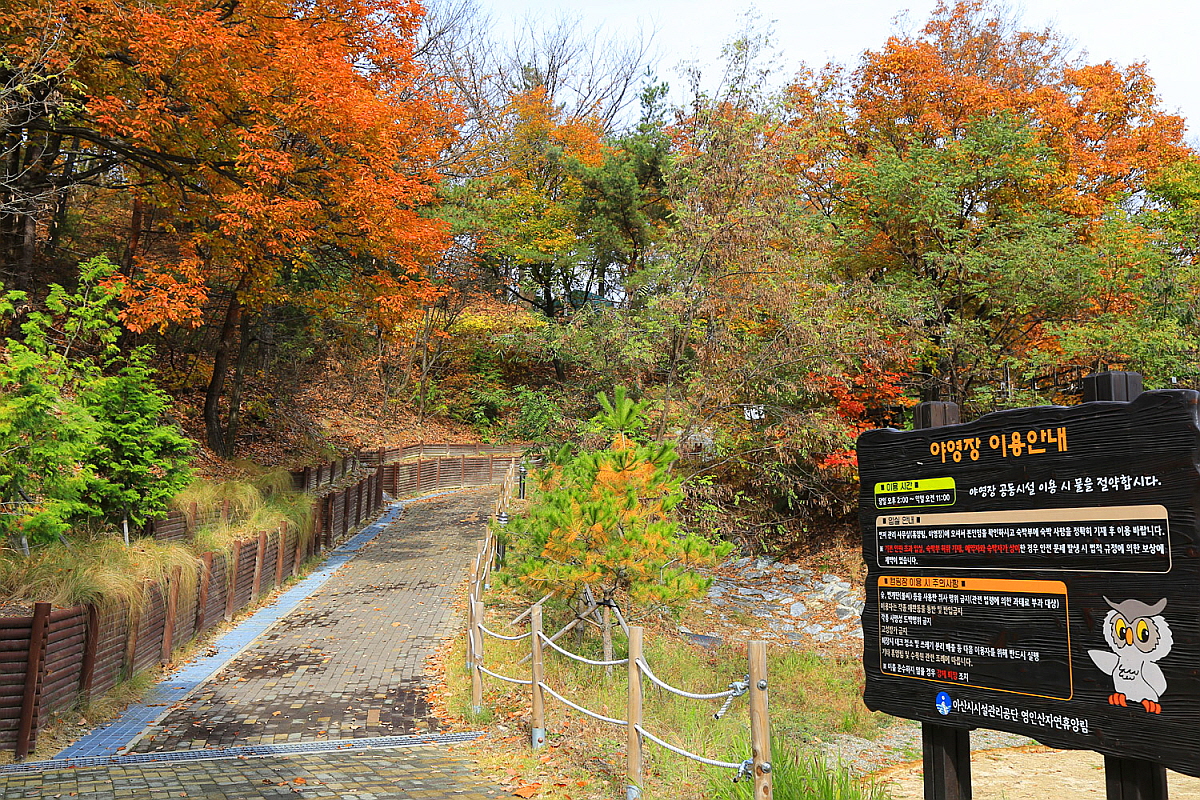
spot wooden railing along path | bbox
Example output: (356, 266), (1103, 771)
(0, 442), (520, 759)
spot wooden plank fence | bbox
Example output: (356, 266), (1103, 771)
(0, 444), (521, 758)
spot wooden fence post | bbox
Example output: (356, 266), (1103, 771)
(293, 522), (304, 577)
(196, 553), (213, 632)
(530, 603), (546, 749)
(252, 531), (267, 598)
(461, 454), (466, 487)
(748, 640), (773, 799)
(16, 602), (50, 759)
(341, 490), (350, 541)
(161, 568), (181, 664)
(123, 602), (141, 681)
(416, 458), (422, 492)
(80, 604), (100, 703)
(626, 625), (644, 800)
(275, 526), (286, 587)
(914, 400), (971, 800)
(489, 454), (494, 483)
(225, 540), (243, 622)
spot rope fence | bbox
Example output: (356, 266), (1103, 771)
(539, 631), (629, 666)
(466, 459), (774, 800)
(538, 681), (627, 726)
(478, 623), (532, 641)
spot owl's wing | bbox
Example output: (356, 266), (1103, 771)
(1142, 661), (1167, 697)
(1089, 649), (1119, 675)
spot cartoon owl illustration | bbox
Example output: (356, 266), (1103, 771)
(1087, 597), (1172, 714)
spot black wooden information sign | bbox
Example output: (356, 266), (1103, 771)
(858, 390), (1200, 778)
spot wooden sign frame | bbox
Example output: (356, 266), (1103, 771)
(858, 374), (1193, 799)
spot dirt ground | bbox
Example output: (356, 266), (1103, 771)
(877, 746), (1200, 799)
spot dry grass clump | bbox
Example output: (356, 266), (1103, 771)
(0, 535), (200, 610)
(185, 469), (314, 557)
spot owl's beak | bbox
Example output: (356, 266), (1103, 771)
(1124, 628), (1134, 645)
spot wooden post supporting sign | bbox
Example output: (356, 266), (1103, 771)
(1081, 373), (1167, 800)
(913, 401), (972, 800)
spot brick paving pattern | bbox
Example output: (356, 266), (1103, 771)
(0, 746), (502, 798)
(130, 490), (494, 752)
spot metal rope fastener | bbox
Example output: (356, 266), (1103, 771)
(633, 723), (745, 770)
(538, 682), (627, 726)
(713, 675), (750, 720)
(478, 623), (532, 641)
(476, 664), (533, 686)
(539, 631), (630, 667)
(635, 659), (737, 701)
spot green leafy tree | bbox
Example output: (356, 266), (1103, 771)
(0, 257), (194, 545)
(79, 353), (194, 530)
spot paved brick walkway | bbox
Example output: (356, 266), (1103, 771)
(129, 491), (493, 752)
(0, 746), (501, 798)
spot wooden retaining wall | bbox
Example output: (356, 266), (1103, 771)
(0, 446), (518, 758)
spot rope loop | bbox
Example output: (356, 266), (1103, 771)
(636, 658), (737, 701)
(476, 664), (533, 686)
(713, 675), (750, 720)
(478, 623), (532, 641)
(633, 723), (744, 770)
(539, 631), (629, 667)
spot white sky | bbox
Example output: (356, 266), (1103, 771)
(479, 0), (1198, 141)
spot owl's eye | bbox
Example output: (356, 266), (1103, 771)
(1136, 619), (1151, 644)
(1114, 618), (1128, 644)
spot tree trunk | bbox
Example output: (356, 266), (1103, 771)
(223, 310), (255, 457)
(122, 197), (144, 270)
(602, 604), (613, 678)
(204, 291), (242, 456)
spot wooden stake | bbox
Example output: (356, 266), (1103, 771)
(470, 599), (484, 715)
(518, 603), (599, 665)
(748, 640), (773, 799)
(511, 594), (552, 626)
(15, 603), (50, 760)
(626, 625), (644, 799)
(530, 604), (546, 749)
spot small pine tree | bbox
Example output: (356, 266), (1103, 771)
(506, 388), (732, 609)
(0, 258), (194, 545)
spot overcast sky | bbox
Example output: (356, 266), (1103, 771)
(480, 0), (1197, 140)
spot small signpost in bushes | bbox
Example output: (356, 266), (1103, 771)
(858, 373), (1197, 799)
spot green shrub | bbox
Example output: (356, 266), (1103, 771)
(708, 741), (891, 800)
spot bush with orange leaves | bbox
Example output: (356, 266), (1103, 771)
(500, 388), (732, 611)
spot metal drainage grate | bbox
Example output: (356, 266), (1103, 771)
(2, 731), (486, 775)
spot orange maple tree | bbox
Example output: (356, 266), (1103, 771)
(784, 0), (1191, 405)
(2, 0), (456, 453)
